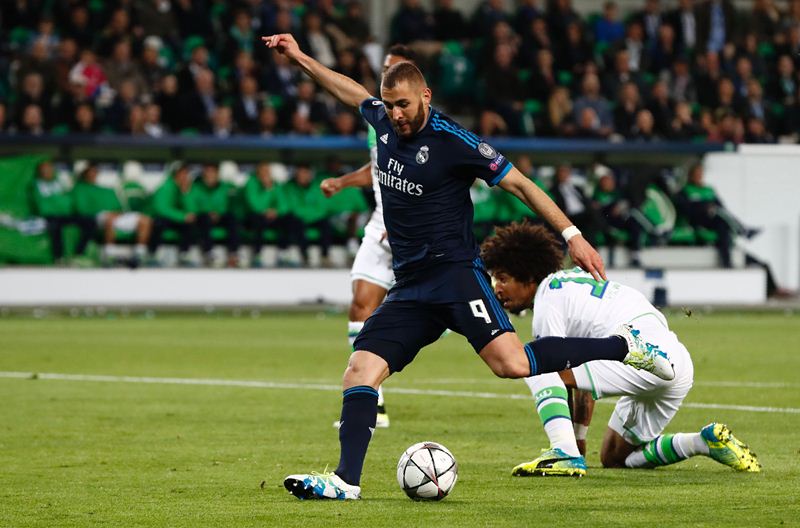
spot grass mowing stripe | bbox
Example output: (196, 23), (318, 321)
(2, 370), (800, 415)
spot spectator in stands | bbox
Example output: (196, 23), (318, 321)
(262, 51), (301, 101)
(17, 38), (56, 97)
(142, 103), (165, 138)
(245, 162), (302, 267)
(232, 75), (262, 134)
(619, 20), (646, 72)
(696, 0), (737, 54)
(602, 49), (644, 103)
(14, 72), (52, 130)
(226, 8), (257, 61)
(744, 116), (774, 143)
(154, 74), (182, 133)
(573, 72), (613, 136)
(715, 77), (743, 118)
(103, 38), (147, 96)
(529, 48), (557, 103)
(666, 57), (696, 103)
(593, 171), (643, 267)
(433, 0), (469, 42)
(525, 16), (552, 53)
(676, 163), (758, 268)
(62, 4), (94, 50)
(68, 49), (108, 100)
(480, 43), (525, 136)
(471, 0), (511, 39)
(630, 109), (661, 142)
(339, 1), (371, 46)
(542, 85), (573, 137)
(669, 100), (703, 139)
(284, 164), (333, 267)
(649, 24), (679, 76)
(258, 106), (280, 137)
(148, 163), (197, 265)
(594, 2), (625, 44)
(390, 0), (435, 45)
(53, 38), (79, 96)
(546, 0), (580, 48)
(73, 102), (99, 133)
(103, 78), (141, 133)
(96, 8), (132, 58)
(191, 162), (240, 267)
(180, 68), (217, 133)
(732, 56), (755, 100)
(281, 79), (329, 135)
(667, 0), (697, 52)
(550, 164), (601, 245)
(176, 40), (210, 94)
(614, 81), (643, 138)
(555, 21), (592, 78)
(0, 102), (7, 134)
(18, 104), (46, 135)
(695, 51), (723, 108)
(72, 162), (152, 266)
(136, 0), (179, 43)
(173, 0), (214, 42)
(331, 109), (358, 136)
(211, 106), (234, 138)
(139, 36), (167, 91)
(30, 160), (93, 264)
(298, 10), (337, 69)
(647, 80), (674, 137)
(768, 55), (797, 107)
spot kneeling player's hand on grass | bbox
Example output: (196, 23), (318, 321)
(568, 235), (606, 281)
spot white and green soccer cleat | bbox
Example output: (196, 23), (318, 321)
(511, 448), (587, 477)
(284, 471), (362, 500)
(701, 423), (761, 472)
(616, 324), (675, 380)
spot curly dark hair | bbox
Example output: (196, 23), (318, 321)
(480, 221), (564, 284)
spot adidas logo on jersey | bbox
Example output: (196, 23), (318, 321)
(380, 133), (388, 144)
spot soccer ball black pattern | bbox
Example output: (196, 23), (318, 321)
(396, 441), (458, 501)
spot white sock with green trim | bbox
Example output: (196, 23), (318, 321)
(624, 433), (708, 468)
(524, 373), (580, 457)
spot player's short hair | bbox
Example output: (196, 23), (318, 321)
(382, 61), (426, 90)
(386, 44), (418, 65)
(480, 221), (564, 285)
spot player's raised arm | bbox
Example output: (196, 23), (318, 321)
(320, 162), (372, 198)
(498, 167), (607, 280)
(262, 34), (371, 108)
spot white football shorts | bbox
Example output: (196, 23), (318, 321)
(573, 313), (695, 445)
(350, 220), (394, 290)
(96, 211), (142, 233)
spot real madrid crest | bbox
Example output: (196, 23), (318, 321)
(478, 142), (497, 159)
(416, 145), (429, 164)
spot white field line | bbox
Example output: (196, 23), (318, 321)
(2, 371), (800, 415)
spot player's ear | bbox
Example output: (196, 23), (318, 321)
(422, 87), (432, 105)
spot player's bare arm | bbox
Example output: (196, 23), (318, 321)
(261, 34), (371, 108)
(498, 167), (607, 280)
(320, 162), (372, 198)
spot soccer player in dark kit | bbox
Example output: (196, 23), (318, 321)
(262, 33), (672, 500)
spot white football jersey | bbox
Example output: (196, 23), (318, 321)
(532, 268), (669, 339)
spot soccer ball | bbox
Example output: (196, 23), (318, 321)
(396, 441), (458, 501)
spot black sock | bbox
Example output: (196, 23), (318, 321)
(334, 385), (378, 486)
(525, 336), (627, 376)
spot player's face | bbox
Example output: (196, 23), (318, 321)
(492, 271), (537, 314)
(382, 80), (431, 138)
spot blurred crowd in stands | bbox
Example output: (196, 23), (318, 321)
(28, 155), (762, 278)
(1, 0), (800, 142)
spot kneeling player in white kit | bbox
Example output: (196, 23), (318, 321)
(482, 222), (761, 476)
(320, 45), (420, 428)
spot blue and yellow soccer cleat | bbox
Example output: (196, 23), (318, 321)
(283, 471), (361, 500)
(616, 324), (675, 381)
(511, 448), (587, 477)
(701, 423), (761, 472)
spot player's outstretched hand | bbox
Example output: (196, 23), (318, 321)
(567, 235), (607, 281)
(261, 34), (301, 61)
(320, 177), (342, 198)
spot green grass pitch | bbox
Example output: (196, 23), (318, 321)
(1, 311), (799, 527)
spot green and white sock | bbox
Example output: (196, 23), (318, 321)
(625, 433), (708, 468)
(525, 373), (580, 457)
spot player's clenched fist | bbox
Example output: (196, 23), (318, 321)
(320, 178), (342, 198)
(261, 34), (301, 59)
